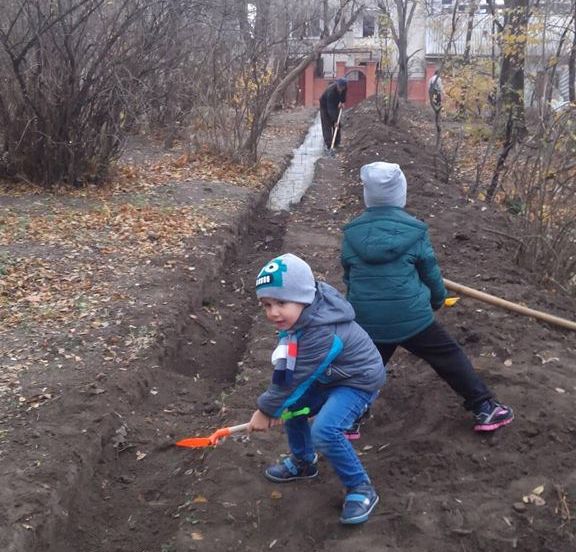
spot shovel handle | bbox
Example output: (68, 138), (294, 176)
(209, 423), (250, 444)
(227, 423), (250, 435)
(330, 108), (343, 150)
(178, 408), (311, 448)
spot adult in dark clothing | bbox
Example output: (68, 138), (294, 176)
(319, 78), (347, 150)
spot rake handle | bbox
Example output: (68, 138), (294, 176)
(443, 278), (576, 332)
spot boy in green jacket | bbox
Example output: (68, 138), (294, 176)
(341, 162), (513, 434)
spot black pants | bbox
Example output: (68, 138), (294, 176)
(320, 108), (341, 149)
(377, 321), (492, 411)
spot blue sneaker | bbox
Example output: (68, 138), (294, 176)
(265, 456), (319, 483)
(474, 400), (514, 432)
(340, 483), (380, 525)
(340, 483), (379, 525)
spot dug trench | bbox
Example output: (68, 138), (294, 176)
(8, 100), (576, 552)
(47, 205), (292, 552)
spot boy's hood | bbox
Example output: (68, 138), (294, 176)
(344, 207), (427, 263)
(293, 282), (354, 329)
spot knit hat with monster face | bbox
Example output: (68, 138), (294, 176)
(255, 253), (316, 305)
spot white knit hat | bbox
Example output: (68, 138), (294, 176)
(360, 162), (407, 208)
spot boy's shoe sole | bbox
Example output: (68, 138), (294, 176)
(264, 455), (319, 483)
(264, 468), (319, 483)
(340, 493), (379, 525)
(344, 431), (361, 441)
(474, 414), (514, 432)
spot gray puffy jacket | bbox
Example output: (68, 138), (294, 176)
(257, 282), (386, 418)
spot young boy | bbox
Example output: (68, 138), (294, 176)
(341, 162), (514, 433)
(248, 253), (386, 525)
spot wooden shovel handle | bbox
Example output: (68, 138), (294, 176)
(443, 278), (576, 332)
(330, 108), (343, 150)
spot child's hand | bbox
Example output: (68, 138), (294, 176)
(248, 409), (273, 432)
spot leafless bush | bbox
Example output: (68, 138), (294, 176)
(0, 0), (195, 187)
(0, 0), (363, 183)
(498, 108), (576, 291)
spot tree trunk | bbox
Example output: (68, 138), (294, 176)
(397, 33), (409, 98)
(498, 0), (529, 133)
(486, 110), (515, 202)
(544, 16), (573, 109)
(463, 0), (478, 64)
(569, 17), (576, 102)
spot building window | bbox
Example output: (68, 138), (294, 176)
(363, 14), (376, 37)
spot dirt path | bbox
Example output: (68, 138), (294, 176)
(169, 104), (576, 552)
(2, 102), (575, 552)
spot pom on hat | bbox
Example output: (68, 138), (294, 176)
(360, 162), (407, 208)
(255, 253), (316, 305)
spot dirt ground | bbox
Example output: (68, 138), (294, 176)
(1, 101), (576, 552)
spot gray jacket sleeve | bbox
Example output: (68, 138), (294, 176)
(256, 325), (336, 417)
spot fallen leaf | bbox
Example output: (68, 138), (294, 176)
(535, 353), (560, 364)
(522, 494), (546, 506)
(555, 388), (566, 394)
(191, 531), (204, 541)
(504, 359), (513, 367)
(531, 485), (545, 495)
(136, 451), (147, 461)
(271, 490), (283, 499)
(193, 495), (208, 504)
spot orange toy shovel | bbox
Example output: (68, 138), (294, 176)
(176, 407), (311, 449)
(176, 423), (249, 448)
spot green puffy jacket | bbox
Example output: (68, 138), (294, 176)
(341, 206), (447, 343)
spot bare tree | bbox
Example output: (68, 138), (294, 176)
(375, 17), (401, 124)
(0, 0), (202, 187)
(377, 0), (420, 99)
(242, 0), (364, 159)
(484, 0), (530, 202)
(568, 8), (576, 101)
(463, 0), (479, 64)
(185, 0), (364, 163)
(487, 0), (529, 132)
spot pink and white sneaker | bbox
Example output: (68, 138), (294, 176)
(474, 401), (514, 431)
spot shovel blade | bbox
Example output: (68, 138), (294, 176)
(176, 437), (214, 448)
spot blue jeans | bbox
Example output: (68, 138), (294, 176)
(284, 385), (377, 489)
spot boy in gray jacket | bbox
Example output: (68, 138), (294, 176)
(248, 253), (385, 525)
